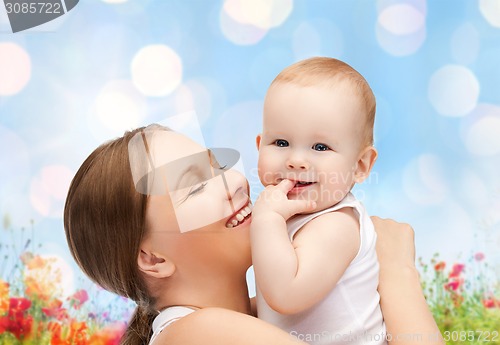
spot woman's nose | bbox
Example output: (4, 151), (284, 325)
(222, 168), (248, 200)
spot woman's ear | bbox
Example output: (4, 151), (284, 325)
(138, 249), (176, 279)
(256, 134), (262, 150)
(354, 146), (378, 183)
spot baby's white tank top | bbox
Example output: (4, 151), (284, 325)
(256, 193), (387, 344)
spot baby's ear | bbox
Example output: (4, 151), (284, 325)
(138, 248), (176, 279)
(354, 146), (378, 183)
(256, 134), (262, 150)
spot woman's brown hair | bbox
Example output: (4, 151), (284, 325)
(64, 126), (164, 344)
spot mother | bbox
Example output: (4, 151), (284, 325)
(64, 124), (442, 345)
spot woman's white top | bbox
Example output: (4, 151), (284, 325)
(149, 306), (195, 344)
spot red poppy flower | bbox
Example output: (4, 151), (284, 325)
(434, 261), (446, 272)
(444, 278), (463, 291)
(42, 299), (69, 321)
(483, 298), (500, 308)
(0, 297), (33, 340)
(89, 322), (126, 345)
(449, 263), (465, 278)
(68, 289), (89, 310)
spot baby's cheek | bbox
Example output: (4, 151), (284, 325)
(258, 160), (276, 185)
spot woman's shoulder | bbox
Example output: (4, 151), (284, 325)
(151, 307), (305, 345)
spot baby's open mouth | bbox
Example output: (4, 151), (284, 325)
(225, 201), (252, 228)
(288, 180), (316, 194)
(294, 181), (314, 186)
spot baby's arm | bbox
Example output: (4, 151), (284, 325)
(251, 179), (360, 315)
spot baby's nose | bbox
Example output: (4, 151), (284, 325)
(286, 155), (310, 170)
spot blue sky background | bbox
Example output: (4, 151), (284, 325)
(1, 0), (500, 305)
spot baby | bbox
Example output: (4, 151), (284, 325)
(251, 57), (386, 344)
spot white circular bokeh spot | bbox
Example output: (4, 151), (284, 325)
(428, 65), (480, 117)
(41, 254), (75, 297)
(220, 5), (268, 45)
(131, 45), (183, 97)
(223, 0), (293, 29)
(378, 4), (425, 35)
(220, 0), (293, 45)
(93, 80), (147, 134)
(30, 165), (74, 218)
(479, 0), (500, 27)
(0, 42), (31, 96)
(402, 154), (448, 205)
(376, 3), (426, 56)
(173, 80), (214, 125)
(465, 116), (500, 156)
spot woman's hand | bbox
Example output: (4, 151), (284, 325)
(371, 216), (444, 345)
(372, 216), (416, 274)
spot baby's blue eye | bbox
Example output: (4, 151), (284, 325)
(275, 139), (289, 147)
(312, 143), (330, 151)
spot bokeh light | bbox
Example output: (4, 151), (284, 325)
(42, 254), (75, 297)
(402, 154), (448, 205)
(479, 0), (500, 28)
(0, 42), (31, 96)
(175, 80), (214, 125)
(376, 3), (426, 56)
(465, 115), (500, 156)
(451, 23), (480, 65)
(223, 0), (293, 30)
(92, 80), (147, 135)
(131, 44), (183, 97)
(428, 65), (480, 117)
(219, 6), (268, 45)
(30, 165), (73, 218)
(378, 4), (425, 35)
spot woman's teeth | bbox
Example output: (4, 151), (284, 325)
(226, 204), (252, 228)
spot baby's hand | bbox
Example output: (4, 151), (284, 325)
(253, 179), (316, 221)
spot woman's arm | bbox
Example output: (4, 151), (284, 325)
(152, 307), (306, 345)
(372, 217), (444, 345)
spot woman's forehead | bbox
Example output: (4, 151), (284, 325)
(149, 130), (206, 166)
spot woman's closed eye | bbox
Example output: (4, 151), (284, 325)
(178, 182), (207, 204)
(312, 143), (331, 151)
(188, 182), (207, 197)
(274, 139), (289, 147)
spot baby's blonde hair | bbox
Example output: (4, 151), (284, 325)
(270, 57), (376, 146)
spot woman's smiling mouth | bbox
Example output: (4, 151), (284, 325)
(225, 201), (252, 228)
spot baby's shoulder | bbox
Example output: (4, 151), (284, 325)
(306, 206), (359, 230)
(293, 207), (360, 242)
